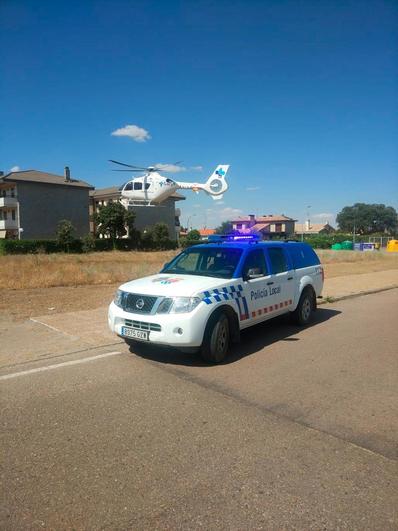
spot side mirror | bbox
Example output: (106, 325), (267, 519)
(245, 268), (263, 280)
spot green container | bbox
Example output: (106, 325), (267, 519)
(341, 240), (353, 250)
(331, 243), (343, 250)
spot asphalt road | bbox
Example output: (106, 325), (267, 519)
(1, 290), (397, 530)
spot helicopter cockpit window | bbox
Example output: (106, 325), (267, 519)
(166, 178), (174, 184)
(124, 182), (133, 191)
(134, 182), (143, 190)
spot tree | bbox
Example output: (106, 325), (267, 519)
(141, 223), (176, 250)
(151, 222), (170, 249)
(336, 203), (398, 234)
(94, 202), (136, 245)
(56, 220), (75, 252)
(186, 229), (201, 240)
(214, 221), (233, 235)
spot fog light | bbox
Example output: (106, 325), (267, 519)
(174, 327), (183, 335)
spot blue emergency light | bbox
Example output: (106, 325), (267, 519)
(208, 233), (260, 243)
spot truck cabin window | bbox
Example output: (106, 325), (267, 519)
(163, 248), (243, 279)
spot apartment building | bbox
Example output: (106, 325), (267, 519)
(230, 214), (296, 239)
(90, 186), (185, 240)
(0, 167), (93, 239)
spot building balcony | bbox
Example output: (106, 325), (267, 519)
(0, 219), (18, 230)
(0, 197), (18, 208)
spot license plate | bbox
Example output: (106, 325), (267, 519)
(121, 327), (149, 341)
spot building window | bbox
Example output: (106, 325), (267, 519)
(4, 211), (7, 220)
(236, 223), (242, 229)
(275, 223), (282, 232)
(12, 210), (16, 221)
(11, 188), (15, 197)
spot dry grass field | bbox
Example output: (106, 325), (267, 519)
(1, 249), (398, 290)
(0, 250), (178, 290)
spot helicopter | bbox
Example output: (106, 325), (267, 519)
(109, 160), (229, 206)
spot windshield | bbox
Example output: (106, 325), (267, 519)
(162, 247), (243, 279)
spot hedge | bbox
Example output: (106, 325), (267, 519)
(0, 237), (178, 255)
(0, 239), (82, 255)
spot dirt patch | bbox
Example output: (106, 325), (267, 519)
(0, 284), (119, 321)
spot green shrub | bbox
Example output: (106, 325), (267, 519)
(81, 234), (96, 253)
(0, 239), (60, 254)
(0, 235), (177, 255)
(180, 237), (202, 248)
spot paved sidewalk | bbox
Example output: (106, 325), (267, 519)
(322, 269), (398, 300)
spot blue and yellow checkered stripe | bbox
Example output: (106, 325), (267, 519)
(201, 284), (249, 321)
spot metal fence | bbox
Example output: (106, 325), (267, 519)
(367, 236), (394, 248)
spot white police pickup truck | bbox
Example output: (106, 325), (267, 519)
(108, 235), (324, 363)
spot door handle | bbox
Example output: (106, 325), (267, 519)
(267, 281), (274, 286)
(287, 276), (293, 280)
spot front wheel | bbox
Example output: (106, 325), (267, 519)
(291, 288), (315, 325)
(201, 313), (230, 363)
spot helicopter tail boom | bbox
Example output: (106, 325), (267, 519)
(176, 165), (229, 199)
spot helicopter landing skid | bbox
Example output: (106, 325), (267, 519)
(120, 199), (165, 208)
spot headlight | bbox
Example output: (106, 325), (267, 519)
(157, 296), (201, 314)
(114, 289), (125, 308)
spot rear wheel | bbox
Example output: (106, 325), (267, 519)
(201, 313), (230, 363)
(291, 288), (315, 325)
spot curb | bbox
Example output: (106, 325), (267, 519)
(318, 285), (398, 305)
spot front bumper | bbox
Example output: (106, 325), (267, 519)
(108, 301), (208, 347)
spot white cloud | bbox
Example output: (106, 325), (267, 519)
(111, 124), (151, 142)
(313, 212), (334, 220)
(155, 163), (187, 173)
(246, 186), (261, 191)
(219, 207), (243, 219)
(10, 166), (21, 172)
(205, 206), (243, 226)
(154, 163), (203, 173)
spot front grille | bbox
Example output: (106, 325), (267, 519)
(123, 293), (158, 314)
(125, 319), (161, 332)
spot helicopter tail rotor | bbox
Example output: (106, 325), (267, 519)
(202, 165), (229, 199)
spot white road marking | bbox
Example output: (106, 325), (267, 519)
(0, 351), (123, 381)
(30, 318), (77, 338)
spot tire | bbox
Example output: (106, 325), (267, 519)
(291, 288), (314, 325)
(201, 312), (230, 363)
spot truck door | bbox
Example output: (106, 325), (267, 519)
(265, 247), (295, 312)
(241, 248), (271, 323)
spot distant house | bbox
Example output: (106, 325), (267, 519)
(0, 167), (93, 239)
(295, 222), (335, 235)
(230, 214), (296, 239)
(90, 186), (184, 240)
(199, 228), (216, 240)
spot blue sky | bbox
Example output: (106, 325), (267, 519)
(1, 0), (397, 229)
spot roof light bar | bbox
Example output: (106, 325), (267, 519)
(207, 233), (260, 243)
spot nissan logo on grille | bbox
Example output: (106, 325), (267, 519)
(135, 298), (145, 310)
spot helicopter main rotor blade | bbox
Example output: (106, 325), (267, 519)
(109, 159), (148, 170)
(112, 169), (146, 172)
